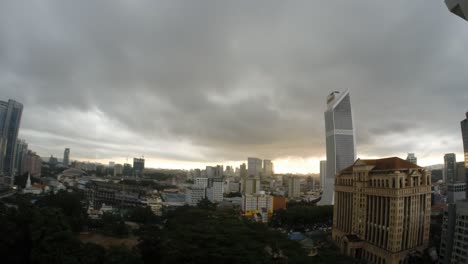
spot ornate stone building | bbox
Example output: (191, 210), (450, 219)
(332, 157), (431, 264)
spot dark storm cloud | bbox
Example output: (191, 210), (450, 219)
(0, 0), (467, 165)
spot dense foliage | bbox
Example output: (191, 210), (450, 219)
(35, 191), (87, 232)
(270, 205), (333, 230)
(137, 205), (310, 264)
(0, 192), (351, 264)
(0, 197), (141, 264)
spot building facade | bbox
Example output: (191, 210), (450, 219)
(240, 163), (247, 178)
(332, 157), (431, 264)
(441, 112), (468, 263)
(186, 186), (206, 206)
(445, 153), (466, 204)
(242, 193), (274, 223)
(0, 99), (23, 184)
(195, 178), (209, 188)
(324, 90), (356, 205)
(133, 158), (145, 177)
(114, 164), (123, 176)
(14, 139), (28, 176)
(446, 0), (468, 21)
(206, 178), (223, 203)
(248, 157), (263, 177)
(444, 153), (457, 184)
(263, 160), (273, 177)
(406, 153), (417, 165)
(243, 177), (261, 194)
(288, 176), (301, 198)
(21, 150), (42, 178)
(63, 148), (70, 167)
(462, 112), (468, 198)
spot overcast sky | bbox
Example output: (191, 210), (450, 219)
(1, 1), (467, 173)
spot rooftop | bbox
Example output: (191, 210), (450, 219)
(341, 157), (422, 173)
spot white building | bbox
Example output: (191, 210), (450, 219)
(186, 186), (206, 206)
(224, 181), (240, 194)
(288, 176), (301, 198)
(242, 193), (274, 223)
(447, 182), (466, 204)
(195, 178), (209, 188)
(207, 178), (224, 203)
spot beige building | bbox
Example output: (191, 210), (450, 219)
(332, 157), (431, 264)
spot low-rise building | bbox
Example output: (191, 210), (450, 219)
(186, 185), (206, 206)
(242, 193), (274, 223)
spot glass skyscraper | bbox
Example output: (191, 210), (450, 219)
(323, 90), (356, 205)
(462, 111), (468, 197)
(0, 99), (23, 184)
(63, 148), (70, 167)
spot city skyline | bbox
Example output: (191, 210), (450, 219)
(1, 1), (468, 173)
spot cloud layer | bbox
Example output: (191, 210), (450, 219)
(1, 1), (467, 171)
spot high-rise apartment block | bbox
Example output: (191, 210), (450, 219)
(441, 112), (468, 263)
(206, 178), (224, 203)
(248, 157), (263, 177)
(63, 148), (70, 167)
(332, 157), (431, 264)
(240, 163), (247, 178)
(0, 99), (23, 184)
(288, 176), (301, 198)
(186, 185), (206, 206)
(444, 153), (457, 183)
(406, 153), (417, 165)
(206, 165), (223, 178)
(133, 158), (145, 177)
(243, 177), (261, 194)
(456, 162), (466, 183)
(195, 178), (209, 189)
(462, 111), (468, 197)
(444, 153), (466, 203)
(324, 90), (356, 205)
(114, 164), (123, 176)
(263, 160), (273, 177)
(21, 150), (42, 178)
(14, 139), (28, 176)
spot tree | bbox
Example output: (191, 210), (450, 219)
(35, 191), (87, 232)
(142, 206), (310, 264)
(137, 225), (163, 264)
(30, 208), (83, 264)
(125, 206), (159, 224)
(102, 213), (129, 238)
(104, 245), (143, 264)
